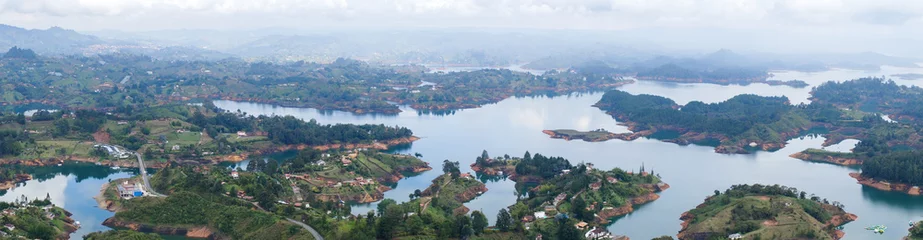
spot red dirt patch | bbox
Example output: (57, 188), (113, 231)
(762, 220), (778, 226)
(93, 130), (110, 143)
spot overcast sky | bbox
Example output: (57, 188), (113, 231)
(1, 0), (921, 55)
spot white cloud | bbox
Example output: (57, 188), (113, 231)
(0, 0), (920, 32)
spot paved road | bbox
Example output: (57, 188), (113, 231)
(131, 149), (321, 239)
(134, 152), (164, 197)
(286, 218), (324, 240)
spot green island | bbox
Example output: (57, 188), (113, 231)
(83, 230), (163, 240)
(0, 196), (79, 239)
(471, 151), (668, 239)
(804, 78), (923, 195)
(296, 160), (494, 240)
(0, 47), (631, 115)
(592, 90), (836, 154)
(542, 129), (648, 142)
(678, 184), (856, 240)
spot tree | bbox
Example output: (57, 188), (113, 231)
(376, 205), (402, 239)
(573, 197), (591, 222)
(471, 210), (488, 235)
(377, 198), (397, 215)
(556, 217), (582, 240)
(456, 215), (473, 239)
(496, 208), (513, 232)
(442, 159), (460, 179)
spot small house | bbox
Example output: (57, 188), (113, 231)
(231, 170), (239, 179)
(585, 227), (613, 239)
(544, 205), (556, 213)
(589, 182), (602, 191)
(236, 131), (248, 137)
(728, 233), (743, 240)
(171, 145), (180, 151)
(460, 173), (473, 179)
(533, 211), (547, 219)
(574, 221), (588, 230)
(606, 176), (619, 184)
(522, 215), (535, 222)
(554, 193), (567, 206)
(3, 224), (14, 231)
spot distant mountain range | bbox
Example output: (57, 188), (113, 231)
(1, 24), (920, 72)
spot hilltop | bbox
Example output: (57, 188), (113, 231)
(678, 184), (856, 240)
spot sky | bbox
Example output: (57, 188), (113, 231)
(0, 0), (921, 55)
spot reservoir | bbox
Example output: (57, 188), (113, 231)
(4, 66), (923, 239)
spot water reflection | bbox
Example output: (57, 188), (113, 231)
(213, 69), (923, 240)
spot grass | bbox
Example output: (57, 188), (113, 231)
(687, 196), (837, 240)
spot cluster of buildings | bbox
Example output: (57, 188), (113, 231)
(93, 144), (131, 159)
(116, 181), (145, 199)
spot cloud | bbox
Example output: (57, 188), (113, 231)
(0, 0), (920, 32)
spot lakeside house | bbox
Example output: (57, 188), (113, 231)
(584, 227), (614, 239)
(533, 211), (547, 219)
(116, 181), (144, 199)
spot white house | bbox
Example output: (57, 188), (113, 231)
(585, 227), (613, 240)
(728, 233), (743, 240)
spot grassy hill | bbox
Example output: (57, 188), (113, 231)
(679, 184), (855, 240)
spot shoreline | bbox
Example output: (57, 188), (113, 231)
(789, 151), (863, 166)
(849, 173), (921, 196)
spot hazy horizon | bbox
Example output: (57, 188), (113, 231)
(1, 0), (921, 57)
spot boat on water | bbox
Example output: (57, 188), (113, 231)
(865, 225), (887, 234)
(111, 166), (120, 170)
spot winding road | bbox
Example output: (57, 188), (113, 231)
(130, 148), (323, 239)
(133, 152), (165, 197)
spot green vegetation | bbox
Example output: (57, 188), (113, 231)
(83, 230), (163, 240)
(594, 90), (841, 153)
(861, 151), (923, 186)
(111, 191), (313, 239)
(0, 196), (76, 240)
(680, 184), (853, 240)
(910, 221), (923, 240)
(473, 151), (573, 181)
(0, 47), (629, 115)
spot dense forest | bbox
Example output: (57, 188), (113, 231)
(0, 130), (25, 156)
(635, 63), (770, 83)
(861, 151), (923, 186)
(514, 151), (573, 180)
(812, 77), (923, 125)
(84, 230), (163, 240)
(189, 110), (413, 146)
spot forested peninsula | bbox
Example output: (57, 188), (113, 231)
(591, 90), (837, 153)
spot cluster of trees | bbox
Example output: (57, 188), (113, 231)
(84, 230), (163, 240)
(0, 130), (25, 156)
(189, 110), (413, 146)
(862, 151), (923, 186)
(812, 77), (923, 126)
(260, 116), (412, 145)
(114, 191), (308, 239)
(596, 90), (799, 137)
(514, 151), (573, 180)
